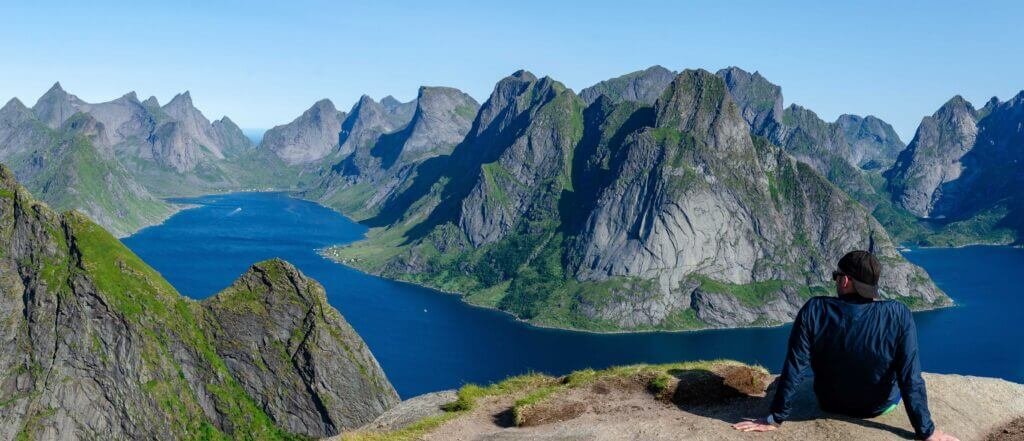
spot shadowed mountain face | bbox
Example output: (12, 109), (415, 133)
(0, 165), (398, 440)
(305, 87), (480, 219)
(885, 92), (1024, 243)
(885, 96), (979, 218)
(327, 69), (947, 332)
(714, 67), (905, 207)
(260, 99), (348, 165)
(579, 65), (677, 106)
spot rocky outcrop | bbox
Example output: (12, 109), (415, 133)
(330, 69), (946, 332)
(29, 84), (252, 173)
(260, 99), (347, 165)
(203, 259), (399, 436)
(836, 114), (905, 169)
(885, 96), (979, 218)
(308, 87), (478, 219)
(337, 362), (1024, 441)
(338, 95), (416, 157)
(717, 66), (783, 133)
(579, 65), (677, 105)
(716, 67), (902, 205)
(565, 70), (943, 327)
(0, 166), (397, 440)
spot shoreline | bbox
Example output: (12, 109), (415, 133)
(316, 247), (957, 336)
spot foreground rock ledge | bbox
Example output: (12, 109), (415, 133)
(334, 362), (1024, 441)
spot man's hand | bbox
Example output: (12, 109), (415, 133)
(925, 429), (959, 441)
(732, 417), (777, 432)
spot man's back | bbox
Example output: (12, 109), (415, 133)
(804, 295), (905, 416)
(770, 294), (934, 438)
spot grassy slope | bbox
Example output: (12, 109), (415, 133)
(2, 173), (304, 440)
(339, 360), (760, 441)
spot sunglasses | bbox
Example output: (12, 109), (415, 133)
(831, 270), (846, 281)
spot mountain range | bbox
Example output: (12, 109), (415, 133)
(324, 69), (948, 331)
(3, 66), (1023, 332)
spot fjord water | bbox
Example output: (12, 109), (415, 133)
(123, 192), (1024, 398)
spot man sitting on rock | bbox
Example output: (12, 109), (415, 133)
(732, 250), (958, 441)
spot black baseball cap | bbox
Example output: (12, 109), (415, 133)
(836, 250), (881, 299)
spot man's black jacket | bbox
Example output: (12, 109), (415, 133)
(770, 294), (935, 439)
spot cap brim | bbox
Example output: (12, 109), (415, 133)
(851, 278), (879, 299)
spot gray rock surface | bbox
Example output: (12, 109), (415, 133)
(0, 166), (397, 440)
(260, 99), (347, 164)
(309, 86), (478, 219)
(343, 69), (946, 331)
(835, 114), (905, 169)
(717, 67), (902, 205)
(579, 65), (677, 106)
(885, 96), (979, 218)
(361, 390), (457, 432)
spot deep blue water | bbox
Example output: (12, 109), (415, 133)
(122, 192), (1024, 398)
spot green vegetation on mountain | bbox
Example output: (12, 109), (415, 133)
(325, 69), (948, 332)
(0, 165), (397, 440)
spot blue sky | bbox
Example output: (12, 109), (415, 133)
(1, 0), (1021, 141)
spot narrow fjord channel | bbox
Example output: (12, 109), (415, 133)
(123, 192), (1024, 398)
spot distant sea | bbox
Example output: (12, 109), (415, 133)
(241, 128), (265, 146)
(122, 192), (1024, 398)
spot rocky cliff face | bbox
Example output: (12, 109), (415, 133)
(338, 95), (417, 157)
(579, 65), (677, 106)
(308, 87), (478, 219)
(328, 69), (946, 332)
(0, 166), (397, 440)
(260, 99), (347, 165)
(30, 84), (252, 173)
(884, 92), (1024, 242)
(885, 97), (979, 218)
(0, 99), (176, 237)
(714, 68), (913, 219)
(836, 114), (905, 169)
(936, 92), (1024, 225)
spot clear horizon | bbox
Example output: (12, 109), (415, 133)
(2, 0), (1021, 141)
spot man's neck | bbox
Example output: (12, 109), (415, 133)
(838, 293), (873, 304)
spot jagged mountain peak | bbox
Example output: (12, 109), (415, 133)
(579, 65), (676, 106)
(32, 81), (84, 127)
(311, 98), (337, 111)
(471, 71), (568, 138)
(164, 90), (195, 110)
(509, 69), (538, 82)
(715, 66), (783, 131)
(653, 69), (747, 146)
(260, 98), (346, 164)
(1, 97), (29, 114)
(142, 95), (160, 107)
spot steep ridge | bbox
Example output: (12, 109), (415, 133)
(0, 165), (398, 439)
(31, 84), (251, 174)
(260, 99), (348, 165)
(579, 65), (677, 106)
(885, 96), (979, 218)
(326, 70), (947, 332)
(716, 67), (901, 207)
(0, 99), (176, 236)
(836, 114), (904, 169)
(885, 92), (1024, 244)
(307, 87), (479, 219)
